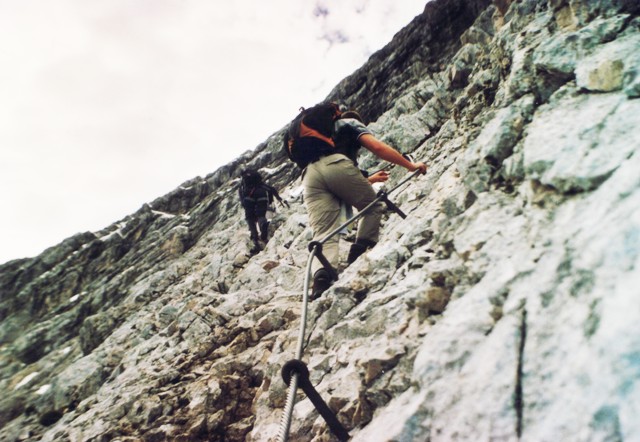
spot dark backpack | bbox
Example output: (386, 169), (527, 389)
(241, 169), (262, 188)
(283, 102), (342, 168)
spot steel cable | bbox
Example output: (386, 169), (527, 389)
(276, 169), (421, 442)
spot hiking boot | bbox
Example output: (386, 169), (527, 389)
(347, 239), (377, 264)
(310, 269), (333, 300)
(258, 217), (269, 240)
(250, 241), (262, 254)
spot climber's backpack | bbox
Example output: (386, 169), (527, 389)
(283, 102), (342, 168)
(241, 168), (262, 188)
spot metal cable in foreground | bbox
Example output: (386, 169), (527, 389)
(276, 169), (422, 442)
(276, 249), (316, 442)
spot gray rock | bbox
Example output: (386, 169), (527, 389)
(158, 304), (179, 328)
(460, 94), (536, 189)
(39, 355), (105, 415)
(523, 88), (638, 193)
(1, 1), (639, 441)
(533, 15), (630, 78)
(576, 33), (640, 92)
(79, 310), (119, 354)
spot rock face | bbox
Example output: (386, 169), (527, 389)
(1, 0), (639, 441)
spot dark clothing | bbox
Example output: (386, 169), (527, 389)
(293, 137), (336, 168)
(248, 216), (269, 244)
(240, 184), (273, 219)
(239, 183), (283, 246)
(289, 117), (371, 169)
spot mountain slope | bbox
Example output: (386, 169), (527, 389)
(1, 0), (639, 441)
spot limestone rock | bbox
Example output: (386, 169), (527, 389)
(0, 1), (639, 441)
(418, 286), (451, 315)
(523, 88), (639, 193)
(576, 33), (640, 93)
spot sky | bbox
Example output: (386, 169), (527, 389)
(0, 0), (427, 265)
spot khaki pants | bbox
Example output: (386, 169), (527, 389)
(303, 154), (385, 273)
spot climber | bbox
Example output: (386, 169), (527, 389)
(239, 168), (288, 253)
(334, 110), (395, 185)
(285, 104), (427, 299)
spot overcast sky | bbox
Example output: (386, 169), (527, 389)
(0, 0), (427, 264)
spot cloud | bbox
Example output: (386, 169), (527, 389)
(313, 3), (330, 18)
(0, 0), (428, 263)
(320, 29), (350, 46)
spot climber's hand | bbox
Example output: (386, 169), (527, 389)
(410, 162), (427, 175)
(368, 170), (390, 184)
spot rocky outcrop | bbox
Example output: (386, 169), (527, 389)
(327, 0), (494, 122)
(1, 0), (639, 441)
